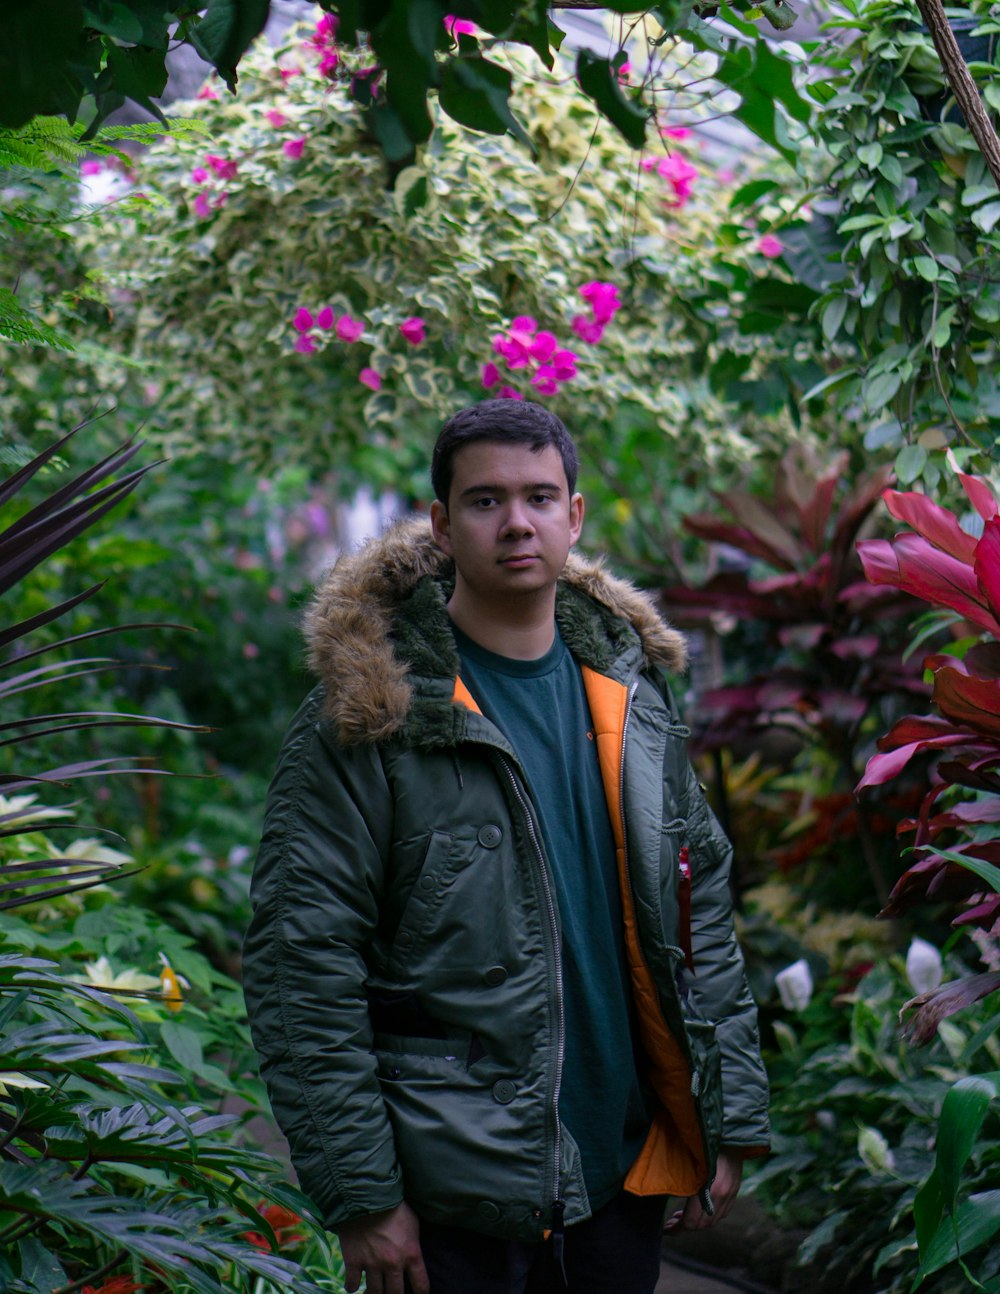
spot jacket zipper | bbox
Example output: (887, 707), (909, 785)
(499, 754), (565, 1239)
(621, 680), (716, 1216)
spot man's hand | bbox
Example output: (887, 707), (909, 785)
(338, 1201), (430, 1294)
(664, 1147), (744, 1233)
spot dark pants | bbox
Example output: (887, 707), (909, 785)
(407, 1191), (666, 1294)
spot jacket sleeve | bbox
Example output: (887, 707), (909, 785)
(242, 688), (404, 1227)
(681, 759), (770, 1156)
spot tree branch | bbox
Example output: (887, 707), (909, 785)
(915, 0), (1000, 188)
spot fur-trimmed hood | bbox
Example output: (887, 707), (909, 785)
(304, 517), (687, 746)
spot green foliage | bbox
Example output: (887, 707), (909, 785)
(0, 1), (269, 133)
(800, 0), (1000, 477)
(752, 961), (1000, 1294)
(72, 24), (815, 511)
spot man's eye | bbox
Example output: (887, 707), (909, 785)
(531, 494), (554, 504)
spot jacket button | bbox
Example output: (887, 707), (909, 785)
(484, 966), (508, 987)
(478, 824), (503, 848)
(419, 874), (436, 891)
(492, 1079), (516, 1104)
(477, 1200), (501, 1223)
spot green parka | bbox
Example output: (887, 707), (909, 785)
(242, 519), (769, 1241)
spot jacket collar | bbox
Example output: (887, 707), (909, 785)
(304, 517), (687, 748)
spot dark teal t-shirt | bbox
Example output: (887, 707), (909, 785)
(453, 623), (650, 1208)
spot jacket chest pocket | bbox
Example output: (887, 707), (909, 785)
(385, 830), (463, 975)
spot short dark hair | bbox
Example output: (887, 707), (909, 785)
(431, 400), (580, 507)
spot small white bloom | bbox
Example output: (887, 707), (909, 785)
(858, 1124), (895, 1175)
(775, 958), (813, 1012)
(905, 937), (943, 995)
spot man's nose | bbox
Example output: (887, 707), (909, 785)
(500, 501), (535, 536)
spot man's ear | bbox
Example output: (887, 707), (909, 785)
(569, 492), (584, 546)
(430, 498), (453, 556)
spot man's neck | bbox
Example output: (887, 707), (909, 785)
(446, 586), (557, 660)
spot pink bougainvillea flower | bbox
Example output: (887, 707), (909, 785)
(191, 166), (209, 184)
(316, 12), (338, 40)
(293, 307), (315, 333)
(360, 367), (382, 391)
(444, 15), (478, 37)
(529, 331), (557, 362)
(494, 335), (530, 369)
(579, 281), (621, 324)
(499, 386), (524, 400)
(283, 137), (307, 159)
(80, 159), (102, 176)
(319, 50), (339, 79)
(193, 191), (212, 219)
(639, 156), (657, 173)
(757, 233), (784, 259)
(279, 66), (302, 81)
(552, 349), (578, 380)
(657, 153), (698, 205)
(571, 314), (605, 345)
(213, 192), (227, 210)
(336, 315), (365, 342)
(532, 366), (559, 397)
(197, 83), (218, 101)
(509, 315), (538, 344)
(399, 316), (426, 345)
(482, 361), (501, 389)
(206, 154), (238, 180)
(265, 108), (287, 127)
(316, 306), (335, 330)
(294, 334), (316, 354)
(616, 59), (632, 84)
(660, 125), (692, 140)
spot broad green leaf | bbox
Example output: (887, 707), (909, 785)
(972, 201), (1000, 234)
(821, 295), (848, 341)
(929, 849), (1000, 893)
(894, 443), (927, 484)
(188, 0), (270, 91)
(917, 1191), (1000, 1281)
(935, 1076), (999, 1209)
(864, 368), (902, 410)
(857, 141), (883, 167)
(439, 56), (528, 143)
(913, 256), (939, 281)
(161, 1020), (205, 1073)
(575, 50), (648, 148)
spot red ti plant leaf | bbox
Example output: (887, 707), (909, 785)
(901, 971), (1000, 1045)
(975, 516), (1000, 622)
(927, 655), (1000, 738)
(959, 473), (1000, 522)
(857, 532), (1000, 638)
(883, 488), (979, 564)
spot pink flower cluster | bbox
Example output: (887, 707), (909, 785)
(640, 151), (698, 207)
(483, 317), (578, 399)
(757, 233), (784, 259)
(190, 154), (238, 218)
(444, 15), (478, 37)
(571, 281), (621, 346)
(292, 306), (365, 353)
(307, 12), (340, 79)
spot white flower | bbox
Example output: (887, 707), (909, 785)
(905, 937), (943, 995)
(73, 955), (161, 992)
(775, 958), (813, 1012)
(858, 1125), (895, 1175)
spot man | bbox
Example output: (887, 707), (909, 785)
(242, 400), (769, 1294)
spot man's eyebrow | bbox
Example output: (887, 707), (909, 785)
(459, 480), (564, 498)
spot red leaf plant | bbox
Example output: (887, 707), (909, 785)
(857, 473), (1000, 1041)
(661, 448), (927, 901)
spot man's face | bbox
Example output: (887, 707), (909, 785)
(430, 439), (584, 605)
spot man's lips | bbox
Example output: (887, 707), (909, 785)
(500, 554), (538, 566)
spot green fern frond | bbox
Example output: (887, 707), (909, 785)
(0, 288), (74, 351)
(0, 116), (209, 177)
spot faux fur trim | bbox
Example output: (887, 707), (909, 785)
(304, 517), (687, 745)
